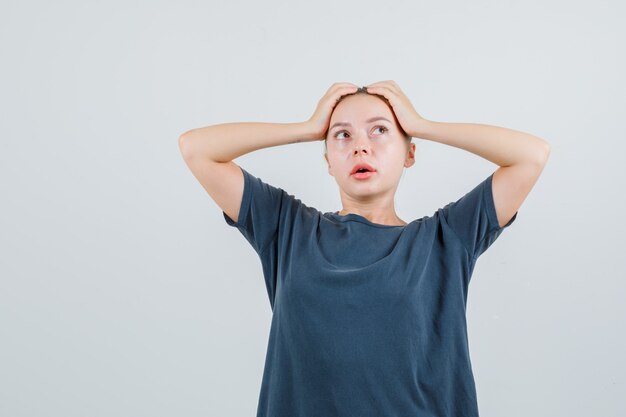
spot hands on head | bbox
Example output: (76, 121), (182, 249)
(306, 81), (426, 141)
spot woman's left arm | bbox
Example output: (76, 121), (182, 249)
(365, 80), (551, 229)
(413, 119), (551, 228)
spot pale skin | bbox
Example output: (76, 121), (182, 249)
(178, 81), (550, 229)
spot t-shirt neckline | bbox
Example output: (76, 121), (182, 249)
(328, 211), (409, 229)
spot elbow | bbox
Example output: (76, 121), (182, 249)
(541, 140), (551, 159)
(535, 141), (551, 166)
(178, 132), (217, 162)
(178, 133), (193, 160)
(178, 133), (188, 147)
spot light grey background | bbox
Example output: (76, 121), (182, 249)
(1, 1), (624, 416)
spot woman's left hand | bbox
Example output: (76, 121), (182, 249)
(365, 80), (427, 137)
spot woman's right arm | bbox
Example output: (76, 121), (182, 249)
(178, 82), (360, 162)
(178, 121), (319, 163)
(177, 83), (359, 223)
(177, 122), (319, 224)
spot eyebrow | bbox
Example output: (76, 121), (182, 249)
(329, 116), (392, 131)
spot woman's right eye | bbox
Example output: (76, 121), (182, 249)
(334, 130), (349, 140)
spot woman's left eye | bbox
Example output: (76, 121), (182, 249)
(375, 126), (388, 134)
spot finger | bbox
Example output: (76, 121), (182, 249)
(368, 80), (398, 89)
(327, 83), (356, 97)
(365, 85), (394, 96)
(367, 84), (400, 98)
(365, 82), (381, 88)
(334, 84), (359, 92)
(366, 82), (389, 91)
(333, 82), (359, 90)
(334, 85), (359, 97)
(327, 84), (358, 100)
(373, 80), (398, 90)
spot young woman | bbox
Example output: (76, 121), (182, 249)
(178, 81), (550, 417)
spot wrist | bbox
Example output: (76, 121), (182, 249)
(408, 117), (433, 139)
(298, 120), (324, 142)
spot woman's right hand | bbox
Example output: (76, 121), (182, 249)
(305, 82), (360, 140)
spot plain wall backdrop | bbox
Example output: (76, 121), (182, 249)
(1, 0), (624, 416)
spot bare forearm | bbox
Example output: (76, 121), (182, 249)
(413, 120), (550, 167)
(178, 121), (317, 163)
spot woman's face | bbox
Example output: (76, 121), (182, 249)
(324, 93), (416, 199)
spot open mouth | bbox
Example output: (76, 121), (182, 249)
(351, 162), (376, 173)
(351, 169), (375, 179)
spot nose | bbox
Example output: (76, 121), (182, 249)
(352, 135), (371, 155)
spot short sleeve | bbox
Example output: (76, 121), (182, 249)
(222, 166), (301, 309)
(222, 166), (288, 256)
(439, 172), (517, 261)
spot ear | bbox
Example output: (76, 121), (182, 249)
(404, 142), (416, 168)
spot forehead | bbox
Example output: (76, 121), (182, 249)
(331, 94), (392, 122)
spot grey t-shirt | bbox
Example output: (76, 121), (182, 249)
(223, 166), (517, 417)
